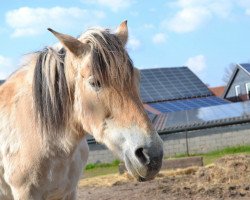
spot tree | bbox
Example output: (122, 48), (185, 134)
(222, 63), (236, 84)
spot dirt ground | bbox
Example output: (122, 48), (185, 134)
(77, 155), (250, 200)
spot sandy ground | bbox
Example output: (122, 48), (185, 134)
(77, 155), (250, 200)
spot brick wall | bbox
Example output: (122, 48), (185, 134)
(87, 123), (250, 164)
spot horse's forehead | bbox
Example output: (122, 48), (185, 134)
(79, 64), (91, 77)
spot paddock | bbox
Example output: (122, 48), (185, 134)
(77, 154), (250, 200)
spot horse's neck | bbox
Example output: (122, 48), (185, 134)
(0, 67), (83, 157)
(42, 128), (83, 157)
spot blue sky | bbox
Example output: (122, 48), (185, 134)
(0, 0), (250, 86)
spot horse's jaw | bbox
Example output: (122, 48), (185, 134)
(99, 121), (163, 181)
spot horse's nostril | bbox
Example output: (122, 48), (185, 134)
(135, 147), (150, 165)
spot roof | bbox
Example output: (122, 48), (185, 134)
(87, 100), (250, 144)
(145, 96), (228, 113)
(209, 86), (225, 97)
(151, 100), (250, 133)
(223, 63), (250, 98)
(240, 63), (250, 73)
(140, 67), (213, 103)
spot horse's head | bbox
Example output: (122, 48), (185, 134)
(48, 21), (163, 181)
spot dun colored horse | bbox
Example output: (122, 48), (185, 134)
(0, 21), (163, 199)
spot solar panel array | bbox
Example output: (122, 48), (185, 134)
(163, 100), (250, 131)
(148, 96), (228, 113)
(140, 67), (212, 103)
(240, 63), (250, 73)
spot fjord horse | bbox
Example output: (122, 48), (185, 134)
(0, 21), (163, 199)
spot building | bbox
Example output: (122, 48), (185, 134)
(223, 63), (250, 102)
(140, 67), (250, 133)
(209, 86), (225, 97)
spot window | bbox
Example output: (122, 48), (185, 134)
(235, 85), (240, 97)
(245, 83), (250, 99)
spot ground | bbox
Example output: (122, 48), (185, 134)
(77, 155), (250, 200)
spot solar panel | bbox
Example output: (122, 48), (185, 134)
(140, 67), (213, 103)
(145, 110), (157, 122)
(240, 63), (250, 73)
(163, 101), (250, 131)
(148, 96), (228, 113)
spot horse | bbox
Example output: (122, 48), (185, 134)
(0, 21), (163, 199)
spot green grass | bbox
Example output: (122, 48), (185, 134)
(83, 160), (120, 178)
(200, 145), (250, 165)
(84, 145), (250, 178)
(167, 145), (250, 165)
(83, 166), (119, 178)
(85, 159), (120, 170)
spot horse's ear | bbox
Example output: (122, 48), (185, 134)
(47, 28), (88, 57)
(115, 20), (128, 46)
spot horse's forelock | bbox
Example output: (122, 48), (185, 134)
(80, 29), (134, 90)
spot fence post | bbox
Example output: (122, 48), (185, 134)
(185, 110), (190, 156)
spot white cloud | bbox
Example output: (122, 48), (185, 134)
(128, 36), (141, 51)
(6, 7), (105, 37)
(246, 9), (250, 15)
(164, 0), (234, 33)
(209, 1), (233, 18)
(81, 0), (134, 12)
(0, 55), (15, 79)
(237, 0), (250, 16)
(238, 0), (250, 9)
(185, 55), (206, 74)
(166, 7), (211, 33)
(152, 33), (167, 44)
(175, 0), (233, 15)
(143, 23), (155, 29)
(130, 11), (139, 16)
(0, 55), (12, 68)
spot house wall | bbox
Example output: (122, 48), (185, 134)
(226, 69), (250, 101)
(162, 123), (250, 157)
(87, 142), (117, 164)
(87, 123), (250, 164)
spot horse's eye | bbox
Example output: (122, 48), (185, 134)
(89, 79), (101, 91)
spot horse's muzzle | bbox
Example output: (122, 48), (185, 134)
(136, 146), (163, 181)
(124, 138), (163, 181)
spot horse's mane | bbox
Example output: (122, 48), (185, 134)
(33, 28), (134, 134)
(33, 47), (70, 134)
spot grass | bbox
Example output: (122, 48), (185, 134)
(83, 145), (250, 178)
(169, 145), (250, 165)
(85, 159), (120, 170)
(83, 166), (119, 178)
(200, 145), (250, 165)
(83, 160), (120, 178)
